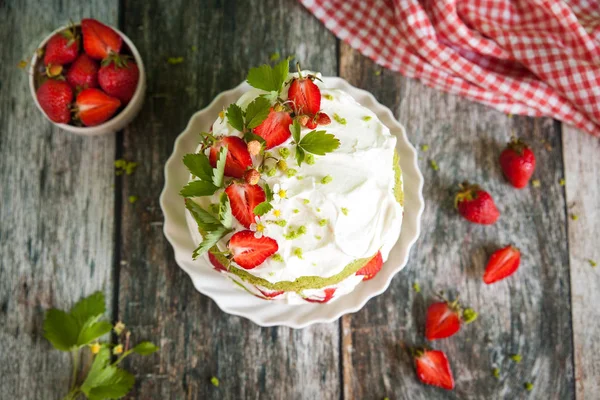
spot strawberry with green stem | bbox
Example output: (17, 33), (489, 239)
(455, 182), (500, 225)
(499, 136), (536, 189)
(288, 64), (331, 129)
(36, 78), (73, 123)
(425, 294), (478, 340)
(44, 24), (80, 66)
(98, 54), (140, 104)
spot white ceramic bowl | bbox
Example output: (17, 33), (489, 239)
(160, 78), (424, 328)
(29, 23), (146, 136)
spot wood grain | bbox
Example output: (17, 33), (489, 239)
(0, 1), (118, 399)
(339, 43), (575, 399)
(562, 126), (600, 399)
(117, 1), (341, 398)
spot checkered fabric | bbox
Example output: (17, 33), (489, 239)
(300, 0), (600, 136)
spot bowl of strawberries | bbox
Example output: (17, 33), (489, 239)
(29, 18), (146, 136)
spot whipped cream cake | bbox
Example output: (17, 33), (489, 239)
(181, 60), (403, 304)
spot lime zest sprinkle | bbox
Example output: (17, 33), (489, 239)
(588, 259), (597, 267)
(270, 52), (280, 62)
(559, 178), (566, 186)
(333, 113), (347, 125)
(167, 57), (184, 65)
(318, 219), (328, 227)
(532, 179), (541, 188)
(362, 116), (372, 121)
(293, 247), (304, 259)
(305, 154), (315, 165)
(421, 144), (429, 151)
(210, 376), (220, 387)
(296, 175), (304, 180)
(570, 214), (579, 221)
(321, 175), (333, 184)
(524, 382), (533, 391)
(278, 148), (290, 159)
(272, 254), (284, 263)
(287, 168), (297, 177)
(316, 207), (321, 212)
(128, 195), (138, 204)
(293, 209), (299, 214)
(510, 354), (522, 363)
(303, 199), (310, 205)
(430, 160), (439, 171)
(267, 168), (277, 177)
(412, 282), (421, 293)
(492, 368), (500, 379)
(315, 235), (322, 240)
(341, 207), (349, 216)
(324, 94), (333, 100)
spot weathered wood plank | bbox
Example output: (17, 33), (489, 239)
(118, 1), (340, 398)
(339, 43), (574, 399)
(0, 1), (118, 399)
(562, 126), (600, 399)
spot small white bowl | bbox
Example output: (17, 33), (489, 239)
(29, 23), (146, 136)
(160, 78), (424, 328)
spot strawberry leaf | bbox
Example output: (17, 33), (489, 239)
(253, 201), (273, 216)
(192, 227), (230, 259)
(185, 199), (223, 232)
(245, 97), (271, 129)
(212, 147), (227, 188)
(70, 291), (106, 328)
(298, 130), (340, 155)
(247, 58), (289, 93)
(132, 341), (159, 355)
(295, 146), (305, 167)
(180, 180), (219, 197)
(260, 91), (279, 104)
(263, 182), (273, 202)
(290, 119), (301, 143)
(43, 309), (79, 351)
(82, 351), (135, 400)
(226, 103), (244, 132)
(81, 348), (112, 393)
(218, 192), (233, 229)
(77, 317), (113, 346)
(183, 153), (213, 182)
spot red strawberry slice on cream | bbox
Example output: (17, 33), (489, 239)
(228, 230), (278, 270)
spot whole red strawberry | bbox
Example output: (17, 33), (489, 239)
(36, 79), (73, 123)
(81, 18), (122, 60)
(75, 88), (121, 126)
(483, 245), (521, 284)
(98, 55), (139, 104)
(499, 137), (536, 189)
(455, 182), (500, 225)
(66, 54), (99, 90)
(414, 349), (455, 390)
(43, 27), (79, 66)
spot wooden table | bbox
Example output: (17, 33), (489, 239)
(2, 1), (599, 399)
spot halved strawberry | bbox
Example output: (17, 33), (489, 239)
(228, 230), (278, 269)
(425, 302), (461, 340)
(305, 288), (336, 303)
(75, 88), (121, 126)
(305, 112), (331, 129)
(224, 183), (265, 228)
(66, 54), (99, 90)
(483, 245), (521, 284)
(355, 251), (383, 281)
(288, 76), (321, 116)
(209, 137), (253, 179)
(414, 350), (455, 390)
(208, 252), (227, 272)
(81, 18), (123, 60)
(257, 288), (285, 299)
(253, 108), (292, 149)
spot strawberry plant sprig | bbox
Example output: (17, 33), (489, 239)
(226, 96), (272, 135)
(180, 146), (228, 197)
(185, 192), (233, 259)
(43, 291), (158, 400)
(289, 119), (340, 166)
(246, 57), (291, 102)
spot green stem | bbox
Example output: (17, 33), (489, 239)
(63, 388), (81, 400)
(70, 349), (80, 390)
(113, 349), (133, 366)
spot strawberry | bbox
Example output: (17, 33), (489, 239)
(305, 112), (331, 129)
(499, 137), (536, 189)
(257, 288), (285, 299)
(209, 137), (253, 179)
(36, 79), (73, 123)
(355, 251), (383, 281)
(228, 230), (278, 269)
(483, 245), (521, 284)
(305, 288), (336, 303)
(414, 349), (455, 390)
(288, 75), (321, 116)
(253, 108), (293, 149)
(208, 252), (227, 272)
(455, 182), (500, 225)
(98, 55), (139, 104)
(224, 183), (265, 228)
(425, 301), (461, 340)
(75, 88), (121, 127)
(43, 27), (79, 66)
(66, 54), (99, 90)
(81, 18), (122, 60)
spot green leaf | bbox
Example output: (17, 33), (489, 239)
(43, 309), (79, 351)
(133, 341), (159, 355)
(245, 97), (271, 129)
(298, 130), (340, 155)
(295, 146), (305, 167)
(183, 153), (213, 182)
(260, 91), (279, 104)
(82, 348), (112, 393)
(253, 201), (273, 216)
(192, 227), (230, 259)
(87, 368), (135, 400)
(243, 131), (266, 146)
(180, 180), (219, 197)
(247, 58), (289, 92)
(70, 291), (105, 328)
(212, 147), (227, 188)
(218, 192), (233, 229)
(226, 103), (244, 131)
(77, 319), (112, 346)
(290, 119), (301, 143)
(185, 199), (223, 231)
(263, 182), (273, 202)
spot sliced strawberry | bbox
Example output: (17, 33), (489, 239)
(415, 350), (455, 390)
(425, 302), (461, 340)
(44, 27), (79, 66)
(253, 108), (292, 149)
(316, 112), (331, 125)
(36, 79), (73, 123)
(355, 251), (384, 281)
(208, 252), (227, 272)
(455, 182), (500, 225)
(209, 137), (253, 179)
(224, 183), (265, 228)
(81, 18), (123, 60)
(304, 287), (336, 303)
(257, 288), (285, 299)
(66, 54), (100, 90)
(75, 88), (121, 127)
(483, 245), (521, 284)
(228, 230), (278, 269)
(288, 77), (321, 116)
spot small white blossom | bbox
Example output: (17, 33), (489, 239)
(250, 216), (268, 239)
(273, 183), (288, 203)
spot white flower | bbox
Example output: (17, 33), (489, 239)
(273, 183), (288, 203)
(249, 216), (268, 239)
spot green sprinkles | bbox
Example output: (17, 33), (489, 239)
(588, 259), (598, 267)
(412, 282), (421, 293)
(305, 154), (315, 165)
(430, 160), (439, 171)
(128, 195), (138, 204)
(492, 368), (500, 379)
(303, 199), (310, 205)
(462, 308), (478, 324)
(362, 116), (372, 121)
(115, 159), (138, 176)
(321, 175), (333, 184)
(315, 235), (322, 240)
(270, 52), (280, 62)
(374, 69), (382, 76)
(421, 144), (429, 151)
(316, 208), (321, 212)
(341, 207), (349, 216)
(272, 254), (284, 263)
(524, 382), (534, 391)
(284, 226), (307, 240)
(287, 168), (297, 177)
(210, 377), (220, 387)
(267, 168), (277, 177)
(559, 178), (566, 186)
(510, 354), (522, 363)
(296, 175), (304, 180)
(323, 94), (333, 100)
(279, 148), (290, 159)
(318, 219), (328, 227)
(333, 113), (347, 125)
(268, 219), (287, 227)
(293, 248), (304, 259)
(167, 57), (184, 65)
(293, 209), (300, 214)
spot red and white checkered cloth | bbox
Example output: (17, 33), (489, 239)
(300, 0), (600, 136)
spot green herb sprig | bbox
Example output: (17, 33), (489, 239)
(289, 120), (340, 166)
(180, 147), (228, 197)
(185, 193), (233, 259)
